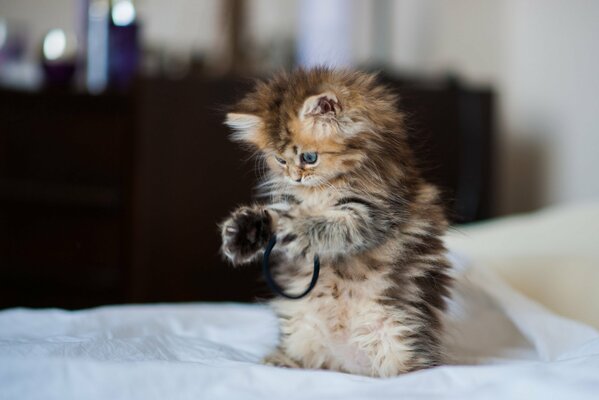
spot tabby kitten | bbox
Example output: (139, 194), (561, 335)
(220, 68), (452, 377)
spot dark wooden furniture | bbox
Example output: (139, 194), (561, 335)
(0, 76), (493, 309)
(0, 89), (135, 308)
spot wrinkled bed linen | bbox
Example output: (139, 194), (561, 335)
(1, 253), (598, 400)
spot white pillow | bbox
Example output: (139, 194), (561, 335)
(445, 202), (599, 330)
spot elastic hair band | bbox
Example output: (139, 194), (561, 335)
(262, 235), (320, 299)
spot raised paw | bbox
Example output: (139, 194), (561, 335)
(275, 217), (311, 260)
(220, 206), (272, 265)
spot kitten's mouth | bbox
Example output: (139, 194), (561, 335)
(298, 177), (321, 187)
(287, 178), (304, 186)
(285, 175), (323, 187)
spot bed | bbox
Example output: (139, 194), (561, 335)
(1, 203), (598, 399)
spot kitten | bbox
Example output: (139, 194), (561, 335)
(220, 68), (452, 377)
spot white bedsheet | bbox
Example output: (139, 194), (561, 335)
(1, 254), (598, 400)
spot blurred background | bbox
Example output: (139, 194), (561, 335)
(0, 0), (597, 309)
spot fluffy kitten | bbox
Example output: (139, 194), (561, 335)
(220, 68), (452, 377)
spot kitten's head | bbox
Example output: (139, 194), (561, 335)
(225, 68), (409, 188)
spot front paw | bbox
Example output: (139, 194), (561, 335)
(276, 218), (311, 259)
(220, 206), (272, 265)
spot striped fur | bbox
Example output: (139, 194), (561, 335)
(220, 68), (452, 377)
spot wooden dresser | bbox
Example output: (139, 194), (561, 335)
(0, 76), (493, 308)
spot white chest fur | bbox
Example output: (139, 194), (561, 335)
(271, 264), (415, 377)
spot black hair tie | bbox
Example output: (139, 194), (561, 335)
(262, 235), (320, 299)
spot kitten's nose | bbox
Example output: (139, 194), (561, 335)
(290, 169), (302, 182)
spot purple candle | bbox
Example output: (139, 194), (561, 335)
(108, 0), (139, 90)
(42, 28), (78, 88)
(108, 23), (139, 89)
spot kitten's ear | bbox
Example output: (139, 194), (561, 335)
(300, 92), (341, 120)
(224, 113), (264, 145)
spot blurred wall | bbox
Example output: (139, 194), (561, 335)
(383, 0), (599, 214)
(0, 0), (75, 61)
(501, 0), (599, 213)
(2, 0), (598, 215)
(0, 0), (221, 59)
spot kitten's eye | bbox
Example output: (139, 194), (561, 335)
(275, 156), (287, 165)
(301, 152), (318, 164)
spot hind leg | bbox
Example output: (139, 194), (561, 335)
(262, 348), (302, 368)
